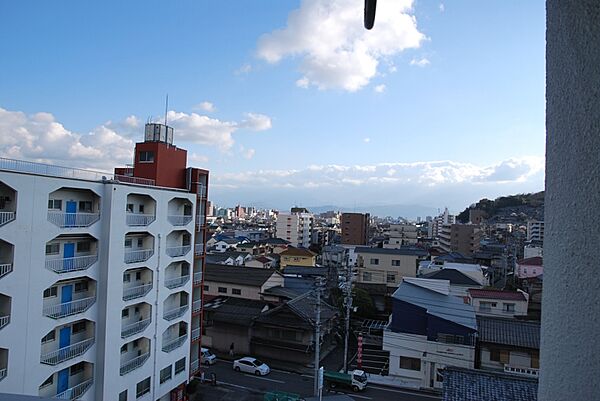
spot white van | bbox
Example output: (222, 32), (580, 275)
(201, 348), (217, 365)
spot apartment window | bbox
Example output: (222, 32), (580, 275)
(121, 344), (128, 354)
(133, 339), (139, 348)
(370, 258), (379, 265)
(124, 238), (132, 248)
(122, 309), (129, 318)
(119, 390), (127, 401)
(232, 288), (241, 295)
(43, 286), (58, 298)
(135, 271), (141, 281)
(137, 238), (144, 248)
(174, 357), (186, 375)
(72, 321), (86, 334)
(134, 306), (140, 314)
(138, 204), (145, 214)
(45, 243), (60, 255)
(123, 273), (131, 283)
(160, 365), (172, 384)
(386, 273), (396, 284)
(362, 272), (372, 281)
(503, 303), (516, 313)
(479, 301), (494, 311)
(77, 241), (90, 253)
(74, 281), (88, 292)
(48, 199), (62, 210)
(70, 362), (85, 376)
(203, 285), (209, 291)
(139, 151), (154, 162)
(126, 203), (134, 213)
(40, 375), (53, 388)
(42, 331), (55, 343)
(391, 260), (401, 267)
(79, 201), (93, 212)
(136, 377), (151, 398)
(490, 348), (510, 364)
(399, 356), (421, 371)
(218, 287), (227, 294)
(531, 351), (540, 368)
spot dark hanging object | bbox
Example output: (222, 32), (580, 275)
(364, 0), (377, 29)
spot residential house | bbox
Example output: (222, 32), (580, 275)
(237, 241), (272, 256)
(516, 257), (543, 279)
(279, 247), (317, 269)
(203, 264), (284, 301)
(418, 261), (488, 287)
(261, 238), (290, 254)
(468, 289), (529, 318)
(442, 367), (538, 401)
(420, 268), (483, 298)
(205, 251), (252, 266)
(383, 278), (477, 390)
(245, 256), (274, 269)
(213, 237), (243, 253)
(356, 247), (428, 290)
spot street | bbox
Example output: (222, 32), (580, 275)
(190, 360), (441, 401)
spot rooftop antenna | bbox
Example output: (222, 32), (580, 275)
(164, 94), (169, 126)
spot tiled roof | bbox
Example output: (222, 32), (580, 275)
(477, 316), (540, 349)
(421, 269), (481, 286)
(281, 246), (316, 257)
(355, 246), (428, 256)
(469, 289), (527, 301)
(204, 263), (281, 287)
(517, 256), (543, 266)
(443, 367), (538, 401)
(205, 297), (269, 325)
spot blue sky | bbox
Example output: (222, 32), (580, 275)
(0, 1), (546, 216)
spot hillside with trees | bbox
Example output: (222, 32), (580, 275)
(457, 191), (544, 223)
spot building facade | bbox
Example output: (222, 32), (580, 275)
(276, 210), (313, 248)
(340, 213), (370, 245)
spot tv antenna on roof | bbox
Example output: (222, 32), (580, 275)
(164, 94), (169, 126)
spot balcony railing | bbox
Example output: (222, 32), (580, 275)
(120, 352), (150, 376)
(124, 249), (153, 264)
(190, 359), (199, 374)
(55, 378), (93, 400)
(166, 245), (191, 258)
(45, 255), (98, 274)
(168, 215), (193, 226)
(0, 263), (12, 279)
(162, 334), (188, 352)
(196, 184), (206, 198)
(196, 215), (205, 227)
(40, 337), (94, 365)
(0, 211), (15, 227)
(43, 296), (96, 319)
(0, 315), (9, 330)
(0, 367), (6, 382)
(123, 283), (152, 301)
(194, 244), (204, 256)
(191, 327), (200, 341)
(121, 318), (151, 339)
(192, 300), (202, 313)
(47, 212), (100, 228)
(193, 271), (202, 285)
(165, 275), (190, 289)
(164, 305), (189, 321)
(126, 213), (156, 227)
(504, 364), (539, 378)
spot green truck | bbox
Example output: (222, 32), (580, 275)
(323, 369), (368, 392)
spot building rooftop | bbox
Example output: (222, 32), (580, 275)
(442, 367), (538, 401)
(469, 288), (528, 301)
(283, 265), (329, 276)
(204, 263), (281, 287)
(355, 246), (428, 257)
(280, 246), (316, 257)
(477, 316), (540, 349)
(421, 268), (482, 286)
(204, 296), (269, 326)
(517, 256), (543, 266)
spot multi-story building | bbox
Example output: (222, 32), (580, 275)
(526, 220), (544, 243)
(275, 209), (313, 248)
(383, 224), (418, 248)
(0, 122), (208, 401)
(340, 213), (370, 245)
(438, 224), (483, 256)
(429, 207), (456, 239)
(355, 247), (428, 289)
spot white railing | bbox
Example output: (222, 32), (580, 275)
(162, 335), (187, 352)
(126, 213), (156, 227)
(124, 249), (153, 264)
(43, 297), (96, 319)
(192, 300), (202, 313)
(55, 378), (93, 400)
(196, 215), (205, 227)
(193, 271), (202, 284)
(190, 359), (199, 373)
(0, 156), (155, 185)
(47, 212), (100, 228)
(166, 245), (191, 258)
(194, 244), (204, 256)
(0, 211), (15, 226)
(0, 367), (6, 381)
(0, 315), (9, 330)
(504, 364), (540, 377)
(45, 255), (97, 274)
(165, 275), (190, 289)
(123, 283), (152, 301)
(120, 352), (150, 376)
(121, 318), (151, 338)
(191, 327), (200, 341)
(40, 337), (94, 365)
(163, 304), (189, 321)
(0, 263), (12, 279)
(168, 215), (193, 226)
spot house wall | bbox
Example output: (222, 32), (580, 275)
(357, 252), (419, 287)
(479, 346), (538, 372)
(470, 297), (528, 317)
(205, 324), (251, 355)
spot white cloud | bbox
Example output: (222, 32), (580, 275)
(124, 115), (140, 128)
(410, 57), (430, 67)
(256, 0), (425, 91)
(241, 113), (272, 131)
(363, 137), (371, 143)
(242, 148), (256, 159)
(189, 153), (209, 164)
(374, 84), (386, 93)
(235, 63), (252, 75)
(194, 101), (216, 113)
(439, 3), (445, 12)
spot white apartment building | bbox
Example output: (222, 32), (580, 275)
(0, 159), (197, 401)
(428, 208), (456, 239)
(383, 224), (418, 248)
(526, 220), (544, 243)
(276, 211), (313, 248)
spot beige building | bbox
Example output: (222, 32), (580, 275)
(384, 224), (418, 248)
(356, 247), (428, 288)
(438, 224), (483, 256)
(203, 263), (284, 301)
(279, 247), (316, 269)
(468, 289), (529, 318)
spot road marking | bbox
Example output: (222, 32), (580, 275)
(217, 381), (254, 391)
(243, 374), (286, 383)
(368, 384), (441, 399)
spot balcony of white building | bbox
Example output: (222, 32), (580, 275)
(40, 320), (95, 366)
(192, 295), (202, 314)
(0, 293), (10, 332)
(47, 188), (100, 228)
(45, 235), (98, 274)
(163, 291), (189, 321)
(0, 348), (7, 382)
(0, 239), (14, 280)
(125, 194), (156, 227)
(123, 268), (153, 301)
(162, 322), (188, 353)
(120, 337), (150, 376)
(164, 261), (190, 289)
(39, 361), (94, 400)
(190, 342), (201, 374)
(166, 230), (192, 258)
(191, 316), (201, 342)
(0, 181), (16, 227)
(193, 266), (202, 286)
(42, 278), (96, 319)
(124, 232), (154, 264)
(121, 302), (152, 339)
(167, 197), (193, 227)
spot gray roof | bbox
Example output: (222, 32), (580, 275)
(443, 367), (538, 401)
(421, 269), (481, 286)
(262, 285), (307, 300)
(283, 265), (329, 276)
(255, 291), (337, 328)
(477, 316), (540, 349)
(392, 280), (477, 330)
(204, 263), (281, 287)
(205, 297), (269, 326)
(355, 246), (428, 257)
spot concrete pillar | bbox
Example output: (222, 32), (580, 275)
(541, 1), (600, 399)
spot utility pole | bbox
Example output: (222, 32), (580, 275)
(343, 251), (353, 373)
(313, 276), (325, 397)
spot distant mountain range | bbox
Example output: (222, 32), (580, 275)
(305, 204), (439, 219)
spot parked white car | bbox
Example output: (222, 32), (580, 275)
(233, 357), (270, 376)
(201, 348), (217, 365)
